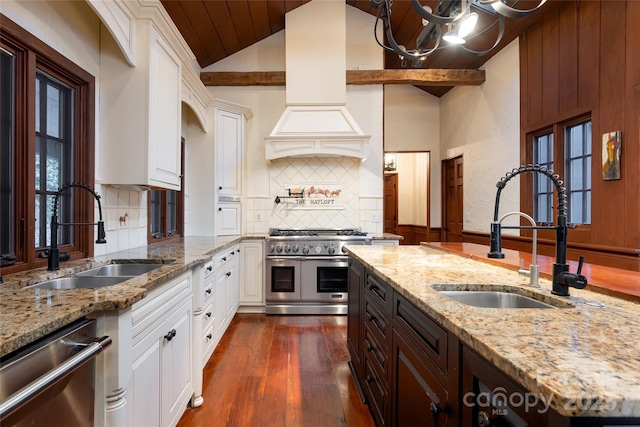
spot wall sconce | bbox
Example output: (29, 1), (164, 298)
(384, 152), (397, 171)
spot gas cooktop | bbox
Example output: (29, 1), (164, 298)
(268, 228), (368, 237)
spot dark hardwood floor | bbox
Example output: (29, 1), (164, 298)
(178, 314), (375, 427)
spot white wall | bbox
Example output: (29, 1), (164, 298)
(384, 85), (441, 227)
(439, 39), (521, 235)
(395, 153), (428, 226)
(201, 4), (385, 233)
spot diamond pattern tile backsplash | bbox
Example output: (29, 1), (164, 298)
(244, 158), (382, 233)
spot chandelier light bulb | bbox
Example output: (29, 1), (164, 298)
(458, 12), (478, 39)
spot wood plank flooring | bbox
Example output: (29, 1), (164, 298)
(177, 314), (375, 427)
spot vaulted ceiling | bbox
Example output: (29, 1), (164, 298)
(160, 0), (549, 97)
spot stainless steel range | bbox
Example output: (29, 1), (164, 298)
(265, 228), (371, 315)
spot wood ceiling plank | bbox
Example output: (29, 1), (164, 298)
(177, 0), (227, 65)
(200, 69), (485, 86)
(161, 0), (213, 66)
(204, 1), (242, 55)
(227, 1), (258, 50)
(267, 0), (287, 34)
(247, 0), (272, 41)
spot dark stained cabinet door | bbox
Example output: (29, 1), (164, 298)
(348, 258), (365, 388)
(391, 329), (451, 427)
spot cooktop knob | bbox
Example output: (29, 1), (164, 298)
(314, 245), (324, 254)
(284, 245), (291, 253)
(276, 245), (283, 253)
(292, 245), (300, 253)
(328, 247), (336, 255)
(268, 244), (275, 253)
(341, 246), (348, 253)
(302, 247), (310, 255)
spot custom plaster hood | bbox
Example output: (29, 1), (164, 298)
(265, 1), (371, 162)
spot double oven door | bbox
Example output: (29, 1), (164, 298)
(265, 256), (349, 304)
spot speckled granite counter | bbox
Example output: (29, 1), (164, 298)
(345, 244), (640, 418)
(0, 236), (265, 357)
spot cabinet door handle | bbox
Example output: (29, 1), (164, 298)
(231, 251), (235, 255)
(218, 186), (222, 190)
(366, 312), (374, 322)
(226, 271), (231, 277)
(205, 289), (212, 295)
(218, 208), (222, 211)
(206, 312), (212, 318)
(365, 375), (374, 383)
(206, 333), (213, 339)
(429, 402), (444, 417)
(164, 329), (177, 341)
(222, 257), (227, 261)
(206, 266), (213, 272)
(365, 342), (373, 351)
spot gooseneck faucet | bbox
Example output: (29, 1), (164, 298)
(487, 165), (587, 296)
(48, 183), (106, 271)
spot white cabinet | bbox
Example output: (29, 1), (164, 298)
(215, 108), (244, 196)
(130, 272), (193, 427)
(99, 22), (182, 190)
(213, 245), (240, 342)
(190, 259), (214, 407)
(239, 240), (264, 311)
(372, 239), (399, 246)
(216, 203), (242, 236)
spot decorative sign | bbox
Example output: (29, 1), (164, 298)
(282, 183), (344, 209)
(602, 131), (621, 181)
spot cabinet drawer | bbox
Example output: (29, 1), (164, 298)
(364, 273), (391, 310)
(393, 293), (449, 378)
(364, 295), (390, 349)
(215, 245), (239, 268)
(364, 356), (388, 427)
(364, 322), (388, 383)
(203, 279), (214, 305)
(132, 273), (192, 343)
(202, 323), (215, 366)
(202, 302), (214, 329)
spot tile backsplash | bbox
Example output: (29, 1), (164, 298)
(244, 158), (383, 234)
(93, 184), (148, 256)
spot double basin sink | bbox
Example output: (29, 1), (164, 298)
(27, 263), (165, 290)
(433, 284), (575, 309)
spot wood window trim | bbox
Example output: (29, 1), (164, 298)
(1, 14), (95, 275)
(147, 139), (184, 243)
(520, 114), (593, 244)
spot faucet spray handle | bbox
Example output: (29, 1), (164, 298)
(576, 255), (584, 275)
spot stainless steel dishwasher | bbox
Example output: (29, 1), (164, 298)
(0, 318), (111, 427)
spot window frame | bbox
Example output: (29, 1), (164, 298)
(147, 139), (184, 243)
(0, 14), (95, 274)
(523, 114), (592, 237)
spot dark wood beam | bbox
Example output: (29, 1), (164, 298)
(200, 69), (485, 87)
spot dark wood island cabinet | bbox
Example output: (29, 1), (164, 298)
(347, 255), (640, 427)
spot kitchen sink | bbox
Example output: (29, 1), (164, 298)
(26, 276), (130, 290)
(74, 263), (163, 277)
(439, 291), (556, 309)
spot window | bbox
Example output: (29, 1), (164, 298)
(1, 14), (95, 273)
(529, 117), (592, 226)
(148, 140), (184, 242)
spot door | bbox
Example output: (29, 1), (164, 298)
(384, 173), (398, 234)
(443, 156), (463, 242)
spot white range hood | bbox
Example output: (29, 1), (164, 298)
(265, 0), (371, 162)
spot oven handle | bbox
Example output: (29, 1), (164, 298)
(266, 257), (304, 262)
(300, 256), (348, 262)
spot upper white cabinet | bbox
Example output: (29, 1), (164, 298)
(99, 22), (182, 190)
(215, 108), (244, 196)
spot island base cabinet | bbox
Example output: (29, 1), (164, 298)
(461, 347), (548, 427)
(390, 330), (452, 427)
(347, 258), (365, 390)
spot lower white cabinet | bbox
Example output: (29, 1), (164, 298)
(214, 245), (239, 341)
(372, 239), (399, 246)
(239, 240), (264, 311)
(130, 273), (193, 427)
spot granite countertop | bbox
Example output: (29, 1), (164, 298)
(0, 236), (260, 357)
(345, 244), (640, 418)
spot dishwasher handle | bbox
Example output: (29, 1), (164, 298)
(0, 335), (112, 422)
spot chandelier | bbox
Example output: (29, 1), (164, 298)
(370, 0), (547, 67)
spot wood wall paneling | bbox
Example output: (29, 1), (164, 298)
(519, 0), (639, 265)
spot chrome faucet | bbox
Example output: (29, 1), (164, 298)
(488, 165), (587, 296)
(498, 211), (539, 287)
(48, 183), (106, 271)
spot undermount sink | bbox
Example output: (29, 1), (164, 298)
(74, 263), (163, 277)
(440, 290), (556, 309)
(433, 284), (574, 309)
(26, 276), (130, 290)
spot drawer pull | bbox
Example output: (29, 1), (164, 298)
(430, 402), (444, 416)
(222, 257), (227, 261)
(366, 342), (373, 351)
(366, 312), (374, 322)
(206, 333), (213, 340)
(231, 251), (235, 255)
(226, 271), (231, 277)
(164, 329), (177, 341)
(206, 266), (213, 272)
(365, 375), (374, 383)
(205, 312), (212, 318)
(205, 289), (212, 295)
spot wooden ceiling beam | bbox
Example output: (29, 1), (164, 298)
(200, 69), (485, 87)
